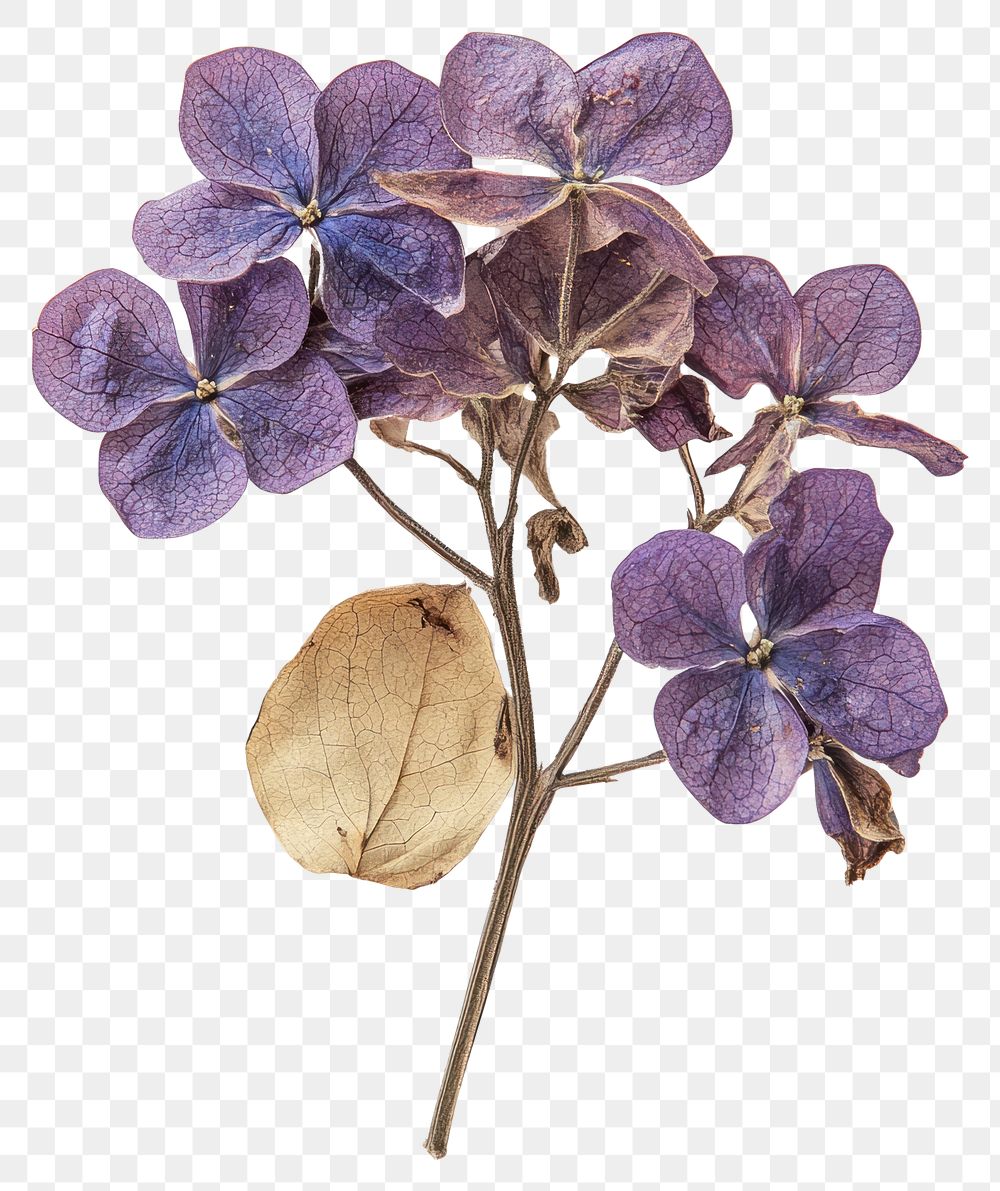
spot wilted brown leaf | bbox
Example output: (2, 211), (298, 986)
(246, 583), (514, 889)
(525, 507), (588, 603)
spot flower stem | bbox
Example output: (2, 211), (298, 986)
(678, 443), (705, 523)
(557, 749), (667, 789)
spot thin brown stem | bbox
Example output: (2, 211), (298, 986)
(545, 642), (623, 782)
(345, 458), (491, 590)
(679, 443), (705, 523)
(307, 243), (321, 303)
(557, 749), (667, 789)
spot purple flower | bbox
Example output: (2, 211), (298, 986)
(686, 256), (966, 477)
(377, 32), (727, 295)
(611, 469), (946, 824)
(31, 259), (355, 538)
(132, 47), (469, 338)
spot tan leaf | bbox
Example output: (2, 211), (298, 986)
(246, 583), (514, 889)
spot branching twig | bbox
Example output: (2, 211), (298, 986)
(557, 749), (667, 789)
(679, 443), (705, 523)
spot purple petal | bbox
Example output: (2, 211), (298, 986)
(801, 399), (966, 477)
(704, 406), (784, 475)
(582, 186), (716, 294)
(316, 205), (464, 338)
(133, 181), (301, 282)
(349, 368), (464, 423)
(440, 33), (580, 174)
(32, 269), (192, 431)
(795, 265), (921, 398)
(686, 256), (801, 398)
(376, 259), (519, 398)
(637, 374), (730, 452)
(885, 748), (923, 778)
(216, 349), (356, 494)
(98, 399), (246, 537)
(600, 183), (713, 256)
(178, 258), (310, 385)
(745, 469), (892, 637)
(179, 47), (317, 203)
(813, 741), (905, 884)
(654, 663), (808, 824)
(315, 60), (468, 211)
(374, 168), (569, 227)
(576, 33), (732, 185)
(770, 613), (947, 764)
(305, 318), (392, 380)
(611, 529), (747, 668)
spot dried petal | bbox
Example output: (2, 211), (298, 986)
(525, 507), (588, 603)
(246, 583), (514, 889)
(215, 349), (356, 493)
(98, 399), (246, 537)
(729, 421), (798, 536)
(315, 60), (468, 212)
(133, 181), (301, 282)
(179, 47), (318, 204)
(462, 395), (560, 505)
(612, 530), (747, 668)
(744, 469), (892, 637)
(305, 318), (392, 381)
(795, 265), (921, 399)
(316, 205), (465, 338)
(813, 740), (905, 884)
(654, 663), (808, 823)
(800, 399), (966, 477)
(686, 256), (801, 399)
(770, 612), (947, 765)
(349, 368), (464, 423)
(704, 405), (784, 476)
(178, 258), (310, 384)
(375, 168), (569, 228)
(32, 269), (192, 432)
(440, 33), (580, 173)
(575, 33), (732, 184)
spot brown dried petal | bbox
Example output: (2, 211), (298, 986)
(526, 508), (589, 603)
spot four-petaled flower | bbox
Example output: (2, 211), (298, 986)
(686, 256), (967, 478)
(377, 32), (728, 297)
(611, 469), (946, 823)
(132, 47), (469, 338)
(31, 259), (355, 537)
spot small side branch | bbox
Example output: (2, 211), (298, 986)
(545, 642), (624, 781)
(557, 749), (667, 789)
(345, 458), (492, 591)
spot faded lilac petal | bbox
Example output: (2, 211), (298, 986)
(216, 350), (356, 493)
(32, 269), (192, 432)
(800, 399), (966, 477)
(813, 740), (905, 884)
(637, 374), (729, 452)
(586, 261), (695, 366)
(133, 181), (301, 282)
(305, 318), (391, 380)
(440, 33), (580, 173)
(612, 530), (746, 668)
(704, 406), (784, 476)
(349, 368), (464, 423)
(581, 186), (716, 294)
(374, 168), (569, 227)
(727, 423), (799, 537)
(745, 469), (892, 637)
(316, 205), (464, 338)
(795, 265), (921, 399)
(654, 663), (808, 824)
(376, 258), (520, 398)
(687, 256), (801, 398)
(575, 33), (732, 184)
(98, 399), (246, 537)
(771, 613), (947, 765)
(604, 183), (713, 256)
(315, 60), (468, 211)
(179, 47), (317, 203)
(178, 258), (310, 385)
(885, 748), (923, 779)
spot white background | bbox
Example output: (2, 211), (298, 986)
(3, 2), (995, 1188)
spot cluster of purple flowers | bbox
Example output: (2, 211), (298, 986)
(31, 33), (962, 877)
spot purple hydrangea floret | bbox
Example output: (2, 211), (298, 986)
(132, 47), (469, 338)
(31, 259), (355, 537)
(611, 469), (947, 824)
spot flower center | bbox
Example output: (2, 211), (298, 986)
(299, 199), (322, 227)
(782, 395), (804, 417)
(746, 638), (773, 668)
(195, 378), (218, 402)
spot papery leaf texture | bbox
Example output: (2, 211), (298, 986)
(246, 584), (515, 889)
(525, 507), (588, 604)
